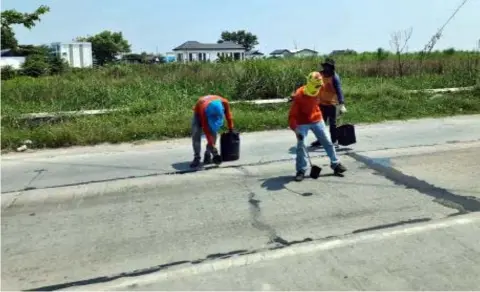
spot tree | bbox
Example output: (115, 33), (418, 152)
(77, 31), (131, 65)
(1, 5), (50, 49)
(21, 54), (50, 77)
(48, 55), (69, 75)
(121, 52), (165, 64)
(389, 27), (413, 76)
(217, 30), (259, 52)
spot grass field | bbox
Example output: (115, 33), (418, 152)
(1, 51), (480, 150)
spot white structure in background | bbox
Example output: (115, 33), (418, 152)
(49, 42), (93, 68)
(0, 57), (25, 69)
(269, 48), (318, 58)
(1, 49), (25, 69)
(172, 41), (246, 63)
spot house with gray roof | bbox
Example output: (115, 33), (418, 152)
(270, 48), (318, 58)
(245, 50), (265, 59)
(172, 41), (246, 63)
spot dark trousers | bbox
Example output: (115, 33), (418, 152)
(320, 105), (337, 143)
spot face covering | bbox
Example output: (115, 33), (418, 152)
(304, 72), (324, 96)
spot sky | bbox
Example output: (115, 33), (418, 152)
(2, 0), (479, 55)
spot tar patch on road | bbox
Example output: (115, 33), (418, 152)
(347, 152), (480, 213)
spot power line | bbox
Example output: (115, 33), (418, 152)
(421, 0), (469, 54)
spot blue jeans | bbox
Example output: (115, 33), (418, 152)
(295, 121), (340, 172)
(191, 114), (217, 159)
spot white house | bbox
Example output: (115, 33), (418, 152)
(270, 48), (318, 58)
(0, 57), (26, 69)
(270, 49), (293, 58)
(290, 49), (318, 57)
(0, 49), (26, 69)
(172, 41), (246, 63)
(49, 42), (93, 68)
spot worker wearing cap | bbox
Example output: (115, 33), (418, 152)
(190, 95), (234, 168)
(310, 58), (347, 148)
(289, 71), (347, 181)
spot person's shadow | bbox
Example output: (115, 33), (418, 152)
(260, 175), (314, 197)
(260, 175), (294, 191)
(171, 162), (191, 172)
(289, 146), (353, 155)
(171, 161), (220, 173)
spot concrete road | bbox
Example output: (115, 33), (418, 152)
(1, 115), (480, 291)
(2, 114), (480, 194)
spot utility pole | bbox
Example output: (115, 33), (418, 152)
(421, 0), (469, 55)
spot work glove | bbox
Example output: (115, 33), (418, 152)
(337, 104), (347, 116)
(207, 144), (222, 165)
(207, 144), (219, 155)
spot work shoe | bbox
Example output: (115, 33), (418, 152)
(190, 157), (201, 168)
(212, 154), (222, 165)
(295, 171), (305, 182)
(331, 163), (347, 175)
(203, 151), (212, 165)
(310, 140), (322, 148)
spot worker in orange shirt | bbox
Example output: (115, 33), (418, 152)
(310, 58), (347, 148)
(190, 95), (234, 168)
(289, 72), (347, 181)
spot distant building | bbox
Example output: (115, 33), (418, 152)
(164, 55), (176, 63)
(49, 42), (93, 68)
(290, 49), (318, 57)
(0, 49), (25, 69)
(245, 50), (265, 59)
(172, 40), (246, 63)
(269, 48), (318, 58)
(270, 49), (293, 58)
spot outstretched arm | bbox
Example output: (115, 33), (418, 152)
(333, 74), (345, 104)
(222, 98), (234, 130)
(288, 98), (299, 131)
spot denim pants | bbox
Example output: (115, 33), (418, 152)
(191, 114), (217, 159)
(320, 105), (338, 143)
(295, 121), (340, 172)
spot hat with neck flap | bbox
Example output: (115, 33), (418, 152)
(205, 99), (225, 133)
(304, 71), (324, 96)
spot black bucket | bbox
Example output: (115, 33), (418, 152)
(337, 124), (357, 146)
(220, 131), (240, 162)
(310, 165), (322, 179)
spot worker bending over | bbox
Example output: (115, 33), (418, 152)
(190, 95), (234, 168)
(289, 72), (347, 181)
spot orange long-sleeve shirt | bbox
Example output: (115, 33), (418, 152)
(194, 95), (234, 146)
(288, 86), (323, 130)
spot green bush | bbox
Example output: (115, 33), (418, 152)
(21, 54), (50, 77)
(1, 65), (17, 80)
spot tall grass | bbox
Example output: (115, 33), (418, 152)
(1, 51), (479, 150)
(2, 51), (479, 116)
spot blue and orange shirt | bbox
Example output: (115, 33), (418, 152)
(193, 95), (234, 146)
(319, 73), (345, 105)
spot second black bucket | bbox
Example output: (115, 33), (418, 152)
(220, 131), (240, 162)
(337, 124), (357, 146)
